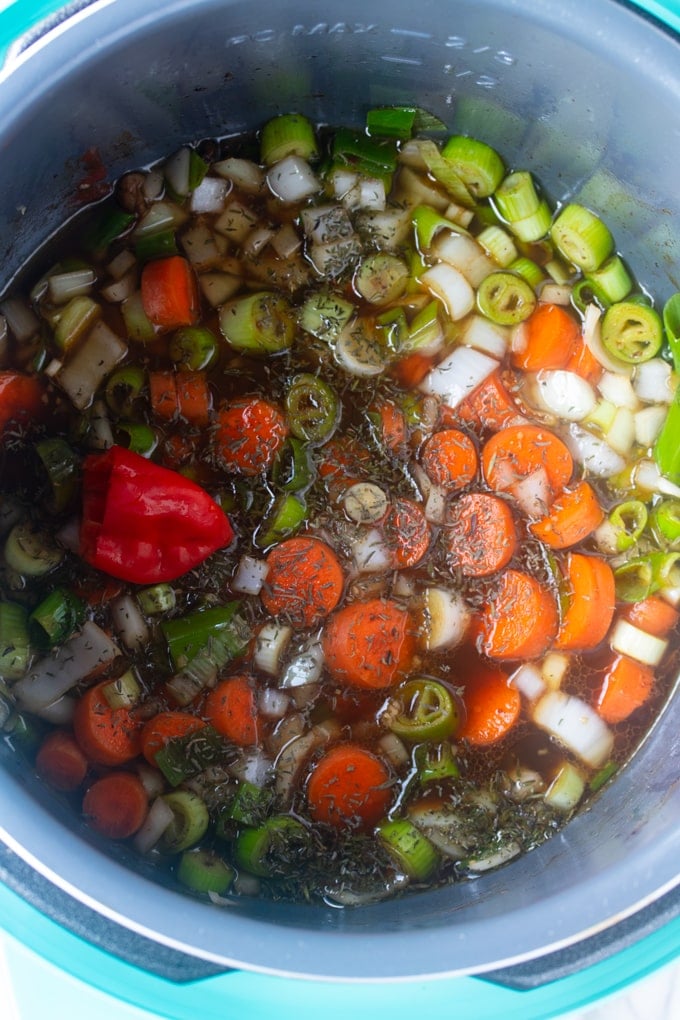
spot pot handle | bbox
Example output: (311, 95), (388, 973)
(0, 0), (98, 69)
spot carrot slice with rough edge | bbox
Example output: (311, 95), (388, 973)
(390, 350), (436, 389)
(369, 398), (409, 457)
(445, 492), (518, 577)
(479, 569), (559, 661)
(141, 255), (199, 331)
(382, 497), (431, 568)
(530, 480), (605, 549)
(318, 435), (371, 502)
(458, 664), (520, 746)
(35, 730), (88, 792)
(204, 675), (260, 746)
(555, 553), (616, 651)
(82, 771), (148, 839)
(511, 303), (581, 372)
(73, 681), (144, 767)
(176, 370), (212, 428)
(261, 536), (344, 630)
(322, 598), (415, 690)
(597, 654), (655, 724)
(140, 711), (207, 767)
(213, 396), (288, 476)
(148, 370), (179, 422)
(481, 423), (573, 495)
(455, 369), (528, 432)
(420, 428), (478, 492)
(306, 743), (392, 829)
(0, 371), (49, 437)
(564, 335), (603, 385)
(623, 595), (680, 638)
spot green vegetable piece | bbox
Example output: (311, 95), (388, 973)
(550, 203), (614, 272)
(105, 365), (146, 417)
(650, 498), (680, 547)
(219, 292), (295, 354)
(614, 558), (653, 602)
(509, 256), (544, 289)
(115, 422), (159, 458)
(354, 253), (409, 306)
(84, 205), (135, 253)
(34, 437), (79, 513)
(122, 291), (157, 343)
(260, 113), (319, 165)
(585, 255), (632, 306)
(101, 669), (142, 710)
(4, 521), (64, 577)
(389, 678), (461, 743)
(608, 500), (648, 553)
(494, 170), (540, 222)
(440, 135), (505, 198)
(411, 204), (457, 252)
(663, 292), (680, 373)
(601, 301), (663, 364)
(331, 127), (398, 175)
(0, 601), (30, 681)
(476, 270), (537, 325)
(137, 583), (177, 616)
(271, 437), (314, 493)
(285, 373), (340, 444)
(414, 741), (460, 783)
(226, 781), (274, 827)
(53, 295), (101, 351)
(377, 818), (439, 881)
(256, 493), (307, 549)
(589, 761), (618, 793)
(158, 791), (210, 853)
(654, 389), (680, 483)
(169, 326), (219, 370)
(177, 848), (235, 895)
(134, 228), (178, 264)
(233, 815), (309, 877)
(299, 291), (355, 343)
(155, 725), (229, 787)
(162, 602), (247, 670)
(376, 306), (410, 351)
(29, 587), (86, 648)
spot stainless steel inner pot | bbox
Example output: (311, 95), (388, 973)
(0, 0), (680, 983)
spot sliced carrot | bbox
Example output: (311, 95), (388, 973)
(35, 729), (88, 792)
(140, 711), (206, 766)
(479, 569), (559, 661)
(82, 771), (148, 839)
(458, 664), (520, 746)
(444, 492), (518, 577)
(203, 675), (260, 746)
(322, 597), (415, 689)
(261, 536), (344, 629)
(564, 336), (602, 385)
(306, 743), (392, 829)
(597, 654), (655, 724)
(0, 371), (49, 437)
(530, 480), (605, 549)
(176, 370), (212, 428)
(213, 396), (288, 476)
(318, 435), (371, 502)
(511, 303), (580, 372)
(148, 370), (179, 422)
(455, 369), (528, 433)
(141, 255), (199, 331)
(369, 398), (408, 456)
(482, 423), (573, 495)
(73, 681), (144, 767)
(390, 350), (436, 388)
(420, 428), (478, 492)
(623, 595), (680, 638)
(382, 497), (431, 568)
(555, 553), (616, 651)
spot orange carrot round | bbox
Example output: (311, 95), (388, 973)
(318, 435), (371, 502)
(511, 303), (580, 372)
(73, 682), (144, 767)
(203, 675), (260, 746)
(82, 771), (148, 839)
(482, 423), (573, 494)
(458, 665), (520, 746)
(420, 428), (478, 492)
(597, 654), (655, 724)
(391, 350), (436, 388)
(322, 598), (415, 689)
(479, 569), (559, 661)
(530, 480), (605, 549)
(306, 743), (392, 829)
(176, 371), (212, 428)
(370, 398), (408, 456)
(140, 711), (206, 767)
(141, 255), (199, 331)
(445, 492), (518, 577)
(455, 369), (527, 432)
(148, 370), (178, 422)
(382, 497), (431, 568)
(555, 553), (615, 651)
(261, 536), (344, 629)
(623, 595), (680, 638)
(35, 730), (88, 792)
(213, 395), (288, 476)
(0, 371), (49, 437)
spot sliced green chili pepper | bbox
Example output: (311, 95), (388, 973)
(272, 437), (314, 493)
(34, 437), (79, 512)
(29, 587), (86, 648)
(389, 678), (461, 743)
(233, 816), (310, 877)
(650, 498), (680, 547)
(105, 365), (146, 417)
(377, 818), (439, 881)
(114, 422), (158, 458)
(414, 741), (460, 783)
(285, 373), (340, 444)
(255, 493), (307, 549)
(177, 848), (235, 895)
(137, 583), (176, 616)
(169, 325), (219, 370)
(158, 791), (210, 853)
(601, 301), (663, 363)
(608, 500), (648, 552)
(0, 601), (30, 681)
(477, 270), (537, 325)
(613, 559), (653, 602)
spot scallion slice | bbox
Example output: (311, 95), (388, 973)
(608, 500), (648, 552)
(28, 587), (85, 648)
(271, 437), (313, 493)
(550, 203), (614, 272)
(137, 583), (176, 616)
(34, 438), (79, 513)
(354, 252), (409, 305)
(115, 422), (158, 458)
(285, 373), (340, 444)
(105, 365), (146, 417)
(509, 256), (544, 288)
(585, 255), (633, 305)
(255, 494), (307, 549)
(260, 113), (319, 165)
(494, 170), (540, 222)
(663, 292), (680, 373)
(233, 815), (310, 877)
(169, 325), (219, 371)
(4, 522), (64, 577)
(158, 791), (210, 853)
(162, 602), (249, 671)
(650, 498), (680, 546)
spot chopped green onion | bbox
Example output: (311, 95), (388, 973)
(654, 387), (680, 482)
(255, 493), (307, 549)
(84, 205), (135, 253)
(662, 292), (680, 373)
(219, 291), (295, 354)
(134, 228), (179, 263)
(601, 301), (663, 364)
(271, 437), (314, 493)
(544, 257), (573, 286)
(377, 818), (439, 880)
(415, 139), (473, 206)
(589, 761), (618, 793)
(494, 170), (540, 222)
(509, 256), (544, 288)
(177, 848), (234, 895)
(354, 253), (409, 305)
(388, 678), (461, 743)
(608, 500), (648, 552)
(28, 587), (86, 648)
(169, 326), (219, 371)
(53, 295), (101, 351)
(376, 306), (410, 351)
(404, 300), (441, 352)
(137, 583), (176, 616)
(0, 601), (30, 681)
(155, 725), (228, 787)
(414, 741), (460, 783)
(411, 204), (457, 252)
(115, 422), (159, 457)
(260, 113), (319, 165)
(102, 669), (142, 710)
(162, 602), (249, 671)
(299, 290), (355, 343)
(585, 255), (633, 305)
(440, 135), (505, 198)
(550, 203), (614, 272)
(4, 521), (64, 577)
(158, 791), (210, 853)
(105, 365), (146, 417)
(366, 106), (418, 140)
(477, 271), (537, 325)
(544, 762), (585, 812)
(285, 373), (340, 444)
(34, 437), (79, 513)
(650, 498), (680, 547)
(233, 815), (310, 877)
(224, 780), (274, 827)
(331, 127), (398, 175)
(649, 550), (680, 591)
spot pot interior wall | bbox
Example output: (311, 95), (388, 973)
(1, 0), (680, 980)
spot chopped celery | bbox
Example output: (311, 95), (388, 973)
(29, 587), (86, 648)
(162, 602), (249, 670)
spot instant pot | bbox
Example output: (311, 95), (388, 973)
(1, 0), (680, 1015)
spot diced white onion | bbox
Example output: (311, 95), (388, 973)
(420, 346), (499, 409)
(253, 622), (293, 675)
(274, 720), (340, 803)
(536, 370), (597, 422)
(300, 203), (353, 244)
(180, 222), (222, 269)
(633, 358), (676, 404)
(357, 177), (387, 212)
(0, 296), (40, 342)
(538, 283), (572, 306)
(48, 268), (96, 305)
(541, 652), (569, 690)
(243, 226), (275, 257)
(532, 691), (614, 768)
(133, 200), (187, 239)
(214, 200), (258, 243)
(351, 527), (393, 573)
(270, 223), (302, 259)
(421, 263), (475, 321)
(267, 156), (321, 203)
(432, 232), (495, 287)
(280, 639), (325, 689)
(605, 406), (636, 456)
(163, 147), (192, 196)
(564, 424), (626, 478)
(229, 749), (272, 788)
(133, 797), (174, 855)
(56, 321), (127, 410)
(135, 762), (166, 800)
(609, 618), (668, 666)
(467, 842), (522, 872)
(86, 399), (115, 450)
(110, 594), (149, 652)
(510, 663), (546, 701)
(199, 271), (242, 308)
(33, 694), (76, 725)
(190, 176), (230, 214)
(634, 459), (680, 498)
(634, 405), (667, 448)
(509, 467), (550, 519)
(423, 483), (448, 524)
(377, 732), (410, 768)
(107, 249), (136, 280)
(582, 303), (632, 376)
(355, 207), (413, 250)
(330, 168), (359, 200)
(597, 371), (640, 411)
(55, 516), (81, 553)
(420, 586), (471, 652)
(100, 271), (136, 304)
(544, 762), (586, 812)
(258, 686), (290, 719)
(232, 554), (268, 595)
(213, 156), (265, 194)
(460, 315), (509, 358)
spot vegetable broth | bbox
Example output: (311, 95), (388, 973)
(1, 111), (679, 906)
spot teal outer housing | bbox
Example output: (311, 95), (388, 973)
(0, 0), (680, 1014)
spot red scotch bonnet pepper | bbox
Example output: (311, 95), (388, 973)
(79, 446), (233, 583)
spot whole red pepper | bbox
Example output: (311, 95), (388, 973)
(80, 446), (234, 583)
